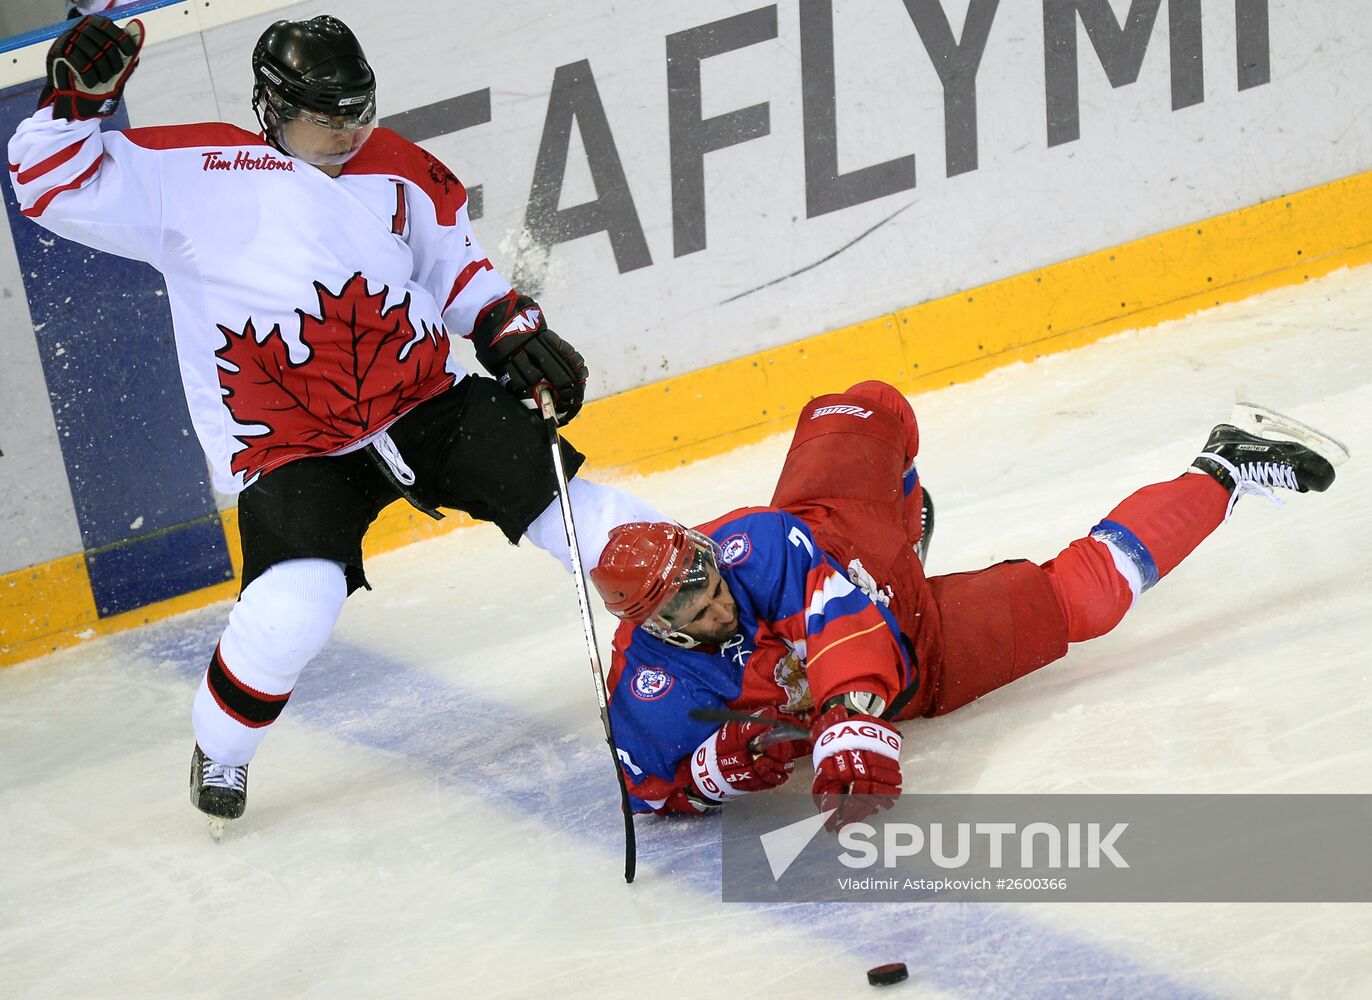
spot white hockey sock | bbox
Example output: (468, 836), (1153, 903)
(524, 478), (665, 573)
(192, 558), (347, 766)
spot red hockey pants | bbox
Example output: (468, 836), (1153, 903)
(771, 381), (1231, 719)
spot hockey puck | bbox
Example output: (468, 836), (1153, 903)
(867, 963), (908, 987)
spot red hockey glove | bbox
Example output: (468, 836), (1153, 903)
(810, 704), (902, 831)
(471, 292), (587, 425)
(653, 786), (717, 815)
(687, 708), (809, 805)
(41, 15), (144, 121)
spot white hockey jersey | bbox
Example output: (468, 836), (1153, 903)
(7, 107), (512, 493)
(66, 2), (139, 18)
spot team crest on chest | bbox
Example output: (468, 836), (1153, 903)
(719, 532), (752, 567)
(773, 650), (813, 713)
(630, 666), (674, 701)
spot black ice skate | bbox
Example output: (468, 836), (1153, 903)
(1191, 403), (1348, 516)
(190, 744), (248, 840)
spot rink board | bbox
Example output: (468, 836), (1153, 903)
(2, 0), (1372, 664)
(4, 167), (1370, 665)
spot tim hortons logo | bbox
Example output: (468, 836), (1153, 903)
(201, 150), (296, 172)
(811, 405), (873, 420)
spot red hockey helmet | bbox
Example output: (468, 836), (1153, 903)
(591, 522), (718, 627)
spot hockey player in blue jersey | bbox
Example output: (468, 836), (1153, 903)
(589, 381), (1343, 828)
(599, 504), (915, 817)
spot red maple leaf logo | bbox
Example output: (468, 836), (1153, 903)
(215, 273), (453, 480)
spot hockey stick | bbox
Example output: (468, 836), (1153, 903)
(688, 708), (812, 743)
(535, 384), (637, 884)
(691, 670), (921, 737)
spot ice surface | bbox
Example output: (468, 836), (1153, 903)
(3, 267), (1370, 999)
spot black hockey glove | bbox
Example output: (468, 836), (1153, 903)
(471, 293), (588, 425)
(40, 15), (144, 121)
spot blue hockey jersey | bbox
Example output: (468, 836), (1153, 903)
(605, 506), (914, 812)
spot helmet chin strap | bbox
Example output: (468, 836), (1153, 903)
(251, 84), (275, 146)
(643, 619), (702, 649)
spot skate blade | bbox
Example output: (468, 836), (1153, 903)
(207, 816), (228, 842)
(915, 492), (935, 565)
(1233, 403), (1351, 467)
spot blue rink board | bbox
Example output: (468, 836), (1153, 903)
(0, 79), (233, 615)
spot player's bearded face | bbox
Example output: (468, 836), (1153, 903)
(660, 566), (738, 645)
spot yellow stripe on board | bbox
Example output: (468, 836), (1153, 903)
(3, 167), (1371, 668)
(580, 168), (1372, 471)
(0, 553), (98, 663)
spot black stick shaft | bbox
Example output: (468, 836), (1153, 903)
(688, 708), (811, 741)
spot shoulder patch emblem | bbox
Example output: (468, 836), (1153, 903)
(719, 532), (752, 567)
(630, 666), (674, 701)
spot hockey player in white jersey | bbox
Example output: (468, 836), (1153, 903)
(9, 14), (663, 836)
(65, 1), (136, 18)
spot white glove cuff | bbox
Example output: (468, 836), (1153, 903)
(812, 718), (902, 772)
(689, 731), (748, 803)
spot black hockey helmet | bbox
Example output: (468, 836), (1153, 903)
(252, 16), (376, 161)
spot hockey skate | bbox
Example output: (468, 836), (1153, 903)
(1191, 403), (1348, 517)
(190, 744), (248, 841)
(916, 490), (935, 564)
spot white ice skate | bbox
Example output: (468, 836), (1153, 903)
(1231, 403), (1351, 468)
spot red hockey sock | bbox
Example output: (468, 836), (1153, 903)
(1097, 472), (1230, 579)
(1043, 538), (1136, 643)
(1044, 472), (1230, 643)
